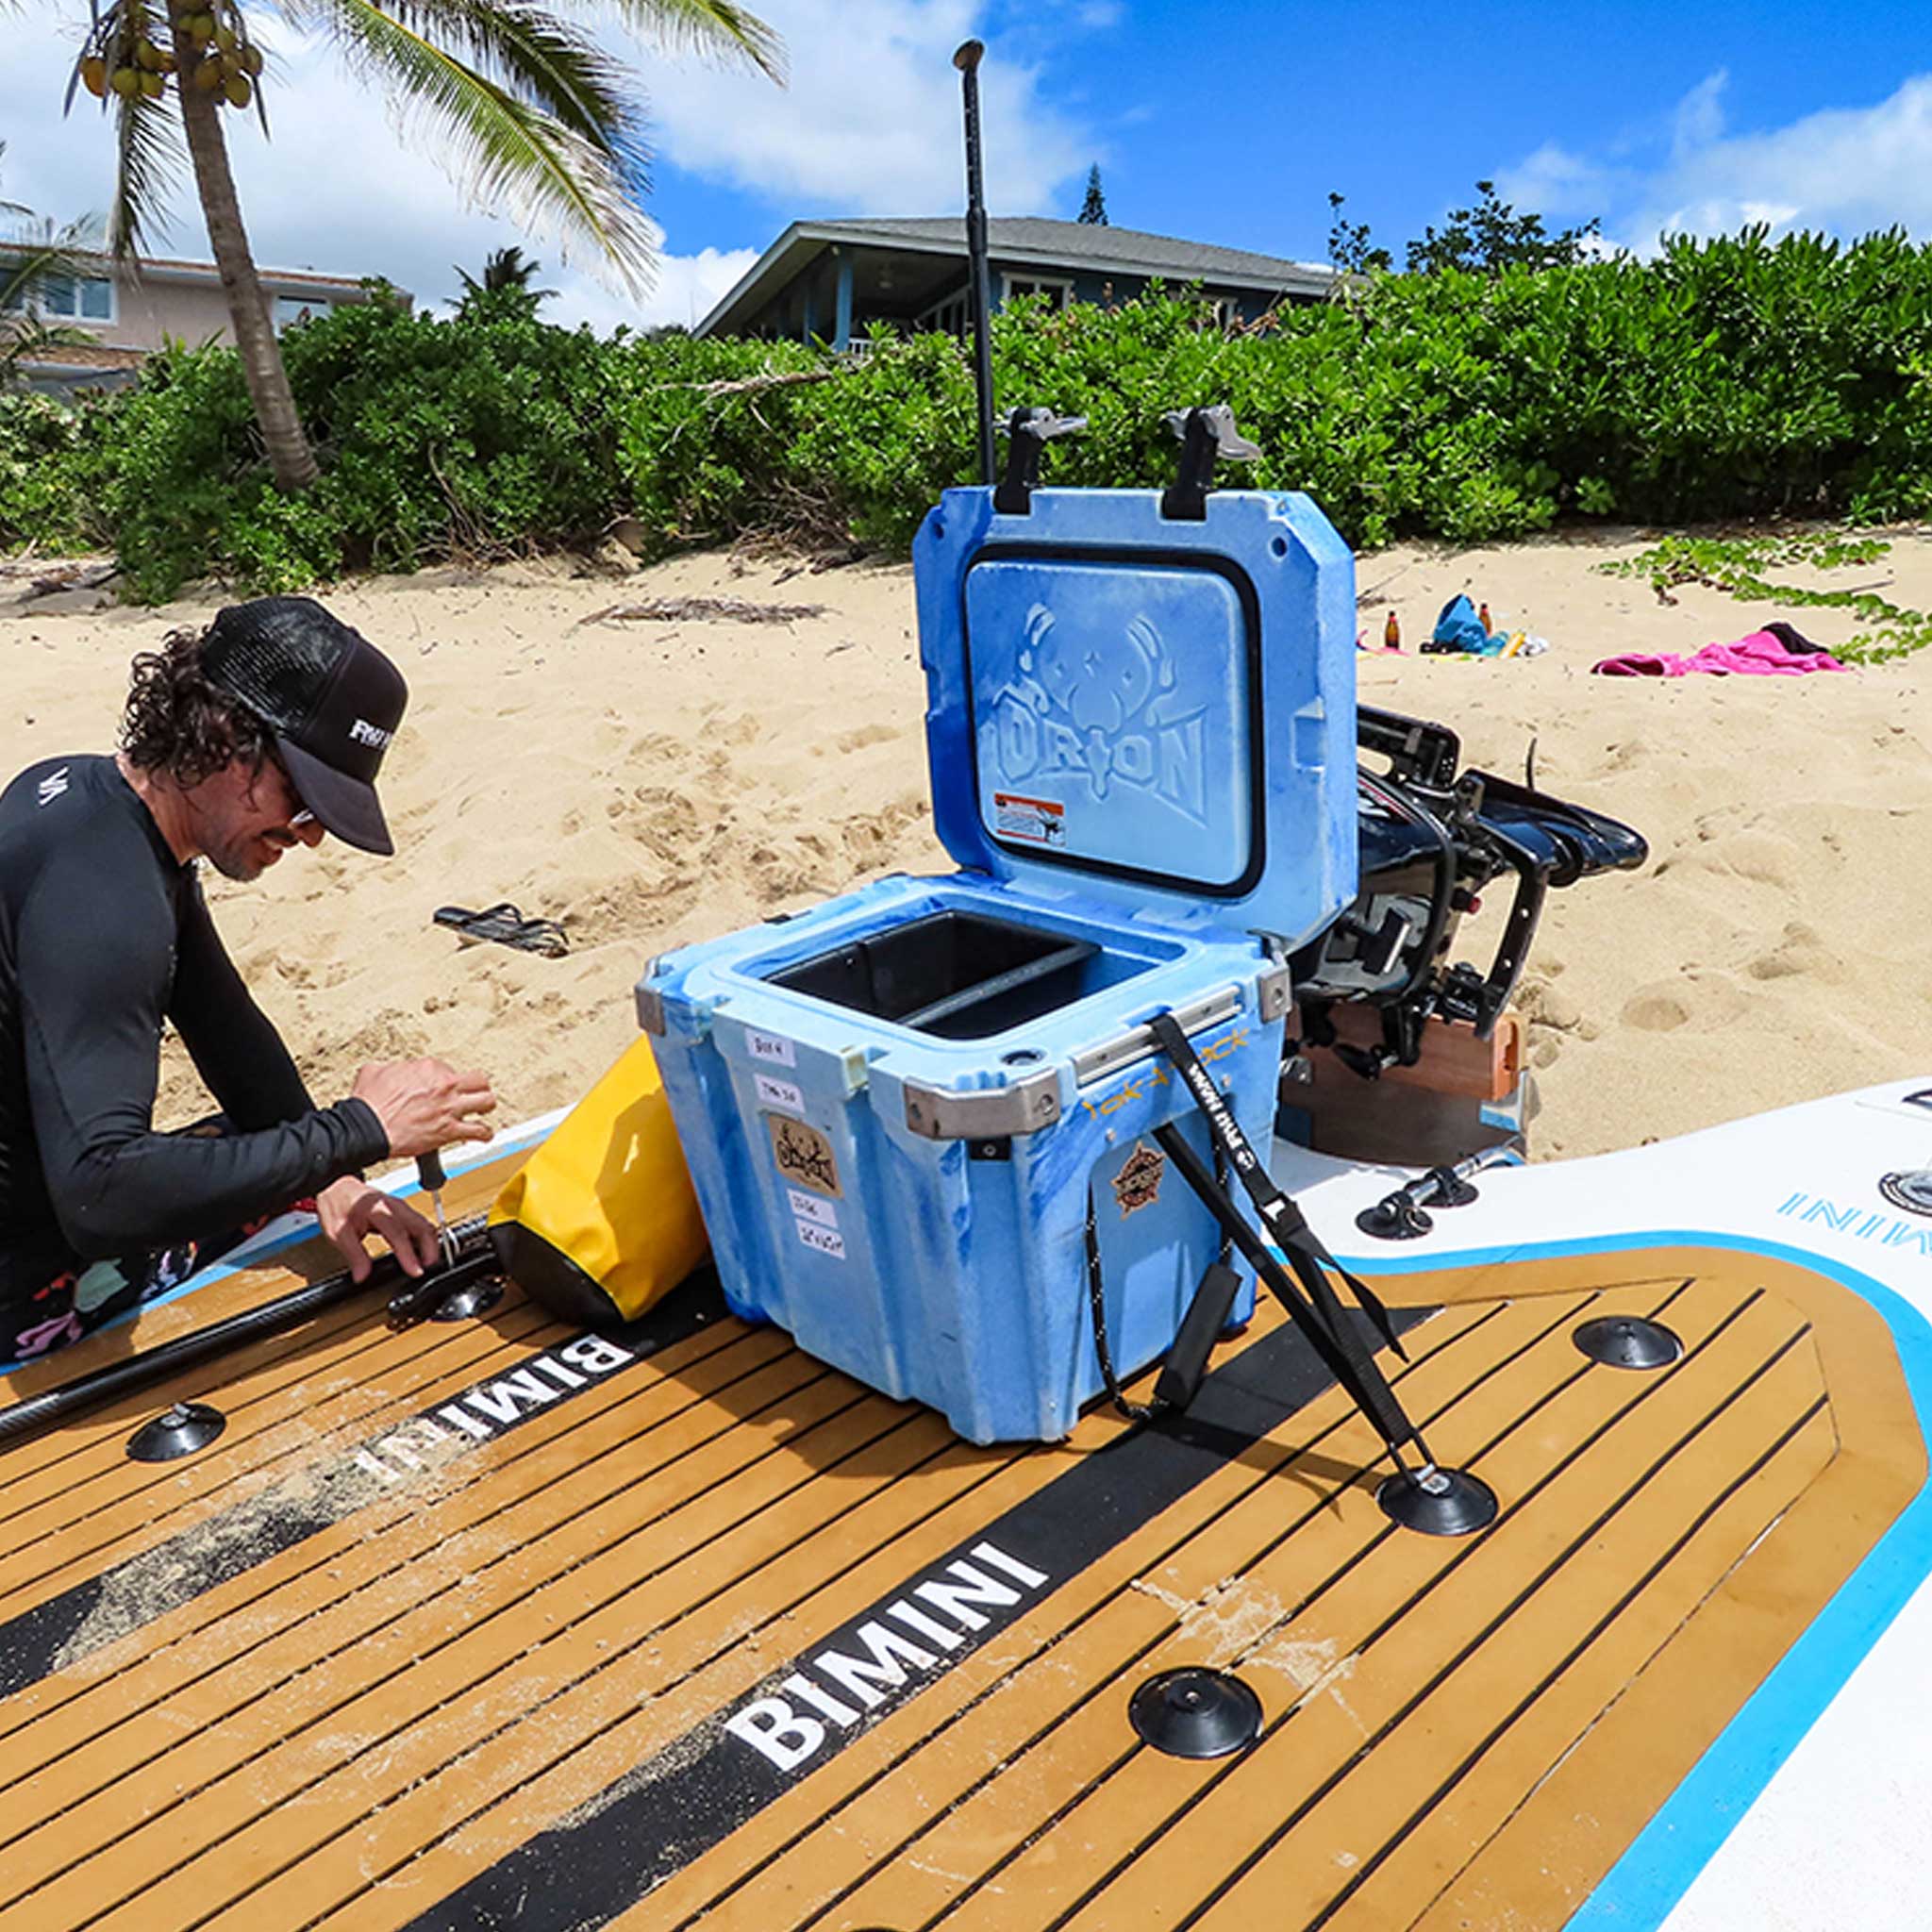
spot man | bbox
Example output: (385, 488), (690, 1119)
(0, 595), (496, 1360)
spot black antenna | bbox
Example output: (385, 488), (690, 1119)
(953, 39), (996, 486)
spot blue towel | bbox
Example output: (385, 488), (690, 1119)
(1431, 594), (1507, 657)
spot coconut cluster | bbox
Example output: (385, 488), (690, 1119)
(78, 1), (265, 110)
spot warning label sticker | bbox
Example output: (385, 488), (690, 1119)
(765, 1111), (841, 1198)
(992, 791), (1067, 847)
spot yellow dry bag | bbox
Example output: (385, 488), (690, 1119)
(489, 1037), (709, 1324)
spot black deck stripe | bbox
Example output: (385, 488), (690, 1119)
(0, 1273), (730, 1705)
(1162, 1321), (1820, 1932)
(685, 1301), (1527, 1932)
(20, 1385), (945, 1926)
(0, 1354), (868, 1886)
(389, 1305), (1435, 1932)
(1035, 1291), (1788, 1932)
(908, 1280), (1724, 1932)
(178, 1406), (1028, 1926)
(1306, 1394), (1832, 1932)
(0, 1303), (557, 1582)
(0, 1316), (766, 1781)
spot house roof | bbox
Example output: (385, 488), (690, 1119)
(696, 216), (1334, 336)
(124, 254), (377, 297)
(1, 241), (385, 300)
(19, 342), (149, 373)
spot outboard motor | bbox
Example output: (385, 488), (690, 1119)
(1292, 704), (1647, 1078)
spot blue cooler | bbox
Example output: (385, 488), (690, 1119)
(636, 483), (1358, 1441)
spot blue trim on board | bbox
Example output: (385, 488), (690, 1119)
(1342, 1226), (1932, 1931)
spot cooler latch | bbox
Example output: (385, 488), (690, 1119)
(992, 406), (1087, 516)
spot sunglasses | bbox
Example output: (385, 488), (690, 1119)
(258, 748), (317, 830)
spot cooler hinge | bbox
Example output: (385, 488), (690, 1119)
(1071, 965), (1288, 1088)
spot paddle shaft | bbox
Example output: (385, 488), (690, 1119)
(0, 1214), (492, 1449)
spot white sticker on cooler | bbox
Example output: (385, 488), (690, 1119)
(796, 1220), (847, 1260)
(745, 1028), (795, 1068)
(755, 1073), (805, 1114)
(789, 1189), (839, 1229)
(992, 791), (1067, 846)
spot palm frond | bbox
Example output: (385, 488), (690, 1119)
(546, 0), (783, 81)
(107, 78), (184, 261)
(295, 0), (660, 291)
(372, 0), (644, 157)
(1, 311), (97, 381)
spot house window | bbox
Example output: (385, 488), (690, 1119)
(1002, 274), (1072, 310)
(274, 294), (331, 332)
(4, 270), (116, 325)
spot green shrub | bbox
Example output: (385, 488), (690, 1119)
(8, 224), (1932, 613)
(0, 389), (99, 553)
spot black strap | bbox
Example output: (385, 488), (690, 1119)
(1148, 1011), (1407, 1358)
(1146, 1012), (1424, 1458)
(1152, 1124), (1421, 1455)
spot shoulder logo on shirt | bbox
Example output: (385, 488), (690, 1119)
(35, 768), (69, 808)
(348, 719), (393, 750)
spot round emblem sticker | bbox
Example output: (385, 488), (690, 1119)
(1879, 1170), (1932, 1219)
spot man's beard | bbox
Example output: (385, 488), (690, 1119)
(201, 839), (267, 882)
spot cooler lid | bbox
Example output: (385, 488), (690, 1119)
(913, 486), (1359, 948)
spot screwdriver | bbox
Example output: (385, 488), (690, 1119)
(416, 1149), (456, 1268)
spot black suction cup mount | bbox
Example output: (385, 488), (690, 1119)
(1377, 1463), (1498, 1537)
(1574, 1315), (1684, 1370)
(126, 1400), (227, 1462)
(1357, 1193), (1433, 1241)
(1128, 1667), (1263, 1758)
(430, 1275), (505, 1323)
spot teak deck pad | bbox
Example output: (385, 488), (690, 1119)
(0, 1147), (1920, 1932)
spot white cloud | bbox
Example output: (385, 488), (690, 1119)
(0, 2), (1090, 332)
(1641, 74), (1932, 245)
(1493, 142), (1618, 221)
(1672, 69), (1728, 158)
(1493, 71), (1932, 256)
(641, 0), (1089, 214)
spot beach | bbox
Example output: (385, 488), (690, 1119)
(5, 527), (1928, 1163)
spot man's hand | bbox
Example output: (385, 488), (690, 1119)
(350, 1057), (497, 1161)
(317, 1175), (442, 1282)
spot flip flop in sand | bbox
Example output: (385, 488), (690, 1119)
(434, 902), (570, 958)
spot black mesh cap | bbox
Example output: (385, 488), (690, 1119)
(198, 596), (408, 856)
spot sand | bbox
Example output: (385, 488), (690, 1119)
(4, 527), (1929, 1164)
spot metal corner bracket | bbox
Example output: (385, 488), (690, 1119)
(635, 962), (666, 1037)
(904, 1067), (1062, 1141)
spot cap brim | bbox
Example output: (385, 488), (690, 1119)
(275, 734), (394, 856)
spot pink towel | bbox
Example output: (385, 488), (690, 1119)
(1591, 629), (1849, 678)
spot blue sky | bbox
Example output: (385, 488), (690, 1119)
(5, 0), (1932, 328)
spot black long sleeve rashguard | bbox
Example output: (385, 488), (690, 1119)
(0, 755), (388, 1299)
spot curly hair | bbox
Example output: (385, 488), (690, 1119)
(120, 626), (275, 789)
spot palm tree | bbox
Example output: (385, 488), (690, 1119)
(455, 242), (558, 320)
(32, 0), (781, 490)
(0, 142), (100, 389)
